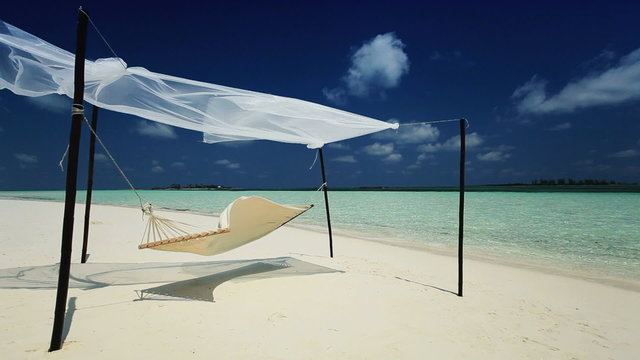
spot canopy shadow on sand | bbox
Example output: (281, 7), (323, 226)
(0, 257), (341, 301)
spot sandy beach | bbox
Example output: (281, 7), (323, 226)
(0, 198), (638, 359)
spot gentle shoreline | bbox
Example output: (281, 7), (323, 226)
(1, 199), (639, 359)
(2, 195), (638, 291)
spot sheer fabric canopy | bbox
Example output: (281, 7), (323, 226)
(0, 21), (398, 148)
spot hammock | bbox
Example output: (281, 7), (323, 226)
(139, 196), (312, 256)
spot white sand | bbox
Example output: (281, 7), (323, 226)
(0, 199), (638, 359)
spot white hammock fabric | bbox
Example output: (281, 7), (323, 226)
(139, 196), (312, 256)
(0, 20), (398, 148)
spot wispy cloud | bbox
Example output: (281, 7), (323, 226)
(327, 143), (350, 150)
(324, 32), (409, 103)
(406, 153), (436, 170)
(151, 159), (164, 173)
(609, 149), (640, 158)
(322, 88), (347, 105)
(477, 145), (513, 162)
(14, 153), (38, 163)
(429, 50), (475, 66)
(477, 151), (511, 162)
(362, 142), (394, 156)
(417, 133), (483, 153)
(546, 122), (572, 131)
(136, 120), (177, 139)
(382, 153), (403, 163)
(94, 153), (108, 162)
(171, 161), (185, 168)
(26, 94), (71, 113)
(512, 48), (640, 114)
(575, 159), (611, 172)
(373, 122), (439, 144)
(332, 155), (357, 163)
(215, 159), (240, 169)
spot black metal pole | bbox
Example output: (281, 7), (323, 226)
(318, 148), (334, 258)
(49, 8), (88, 352)
(81, 105), (99, 263)
(457, 118), (466, 297)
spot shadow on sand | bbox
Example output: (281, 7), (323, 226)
(0, 257), (341, 301)
(395, 276), (458, 296)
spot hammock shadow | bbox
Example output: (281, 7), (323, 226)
(137, 261), (288, 302)
(0, 257), (341, 294)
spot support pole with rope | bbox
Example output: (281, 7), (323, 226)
(81, 105), (99, 263)
(318, 148), (334, 258)
(49, 7), (88, 352)
(457, 118), (466, 297)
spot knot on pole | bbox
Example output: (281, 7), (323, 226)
(71, 103), (85, 116)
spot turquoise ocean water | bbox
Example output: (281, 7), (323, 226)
(1, 190), (638, 283)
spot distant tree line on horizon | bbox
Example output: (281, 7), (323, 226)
(530, 179), (625, 186)
(152, 183), (233, 190)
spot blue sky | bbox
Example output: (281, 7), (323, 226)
(1, 0), (639, 190)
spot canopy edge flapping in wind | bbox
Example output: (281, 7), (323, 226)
(0, 20), (398, 148)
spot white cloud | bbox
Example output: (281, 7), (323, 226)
(26, 94), (71, 113)
(407, 153), (436, 170)
(362, 142), (394, 156)
(332, 155), (357, 163)
(171, 161), (185, 168)
(327, 143), (350, 150)
(373, 122), (439, 144)
(609, 149), (640, 158)
(324, 32), (409, 102)
(417, 132), (483, 152)
(136, 121), (177, 139)
(512, 48), (640, 114)
(546, 122), (572, 131)
(382, 153), (403, 163)
(94, 153), (108, 162)
(322, 88), (347, 105)
(215, 159), (240, 169)
(417, 153), (434, 162)
(14, 153), (38, 163)
(149, 160), (164, 173)
(477, 151), (511, 162)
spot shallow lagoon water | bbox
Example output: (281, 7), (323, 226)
(2, 190), (638, 282)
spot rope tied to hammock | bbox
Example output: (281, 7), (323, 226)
(78, 112), (145, 211)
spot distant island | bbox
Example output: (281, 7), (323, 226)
(150, 179), (639, 193)
(151, 184), (237, 190)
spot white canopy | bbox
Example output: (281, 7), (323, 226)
(0, 21), (398, 148)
